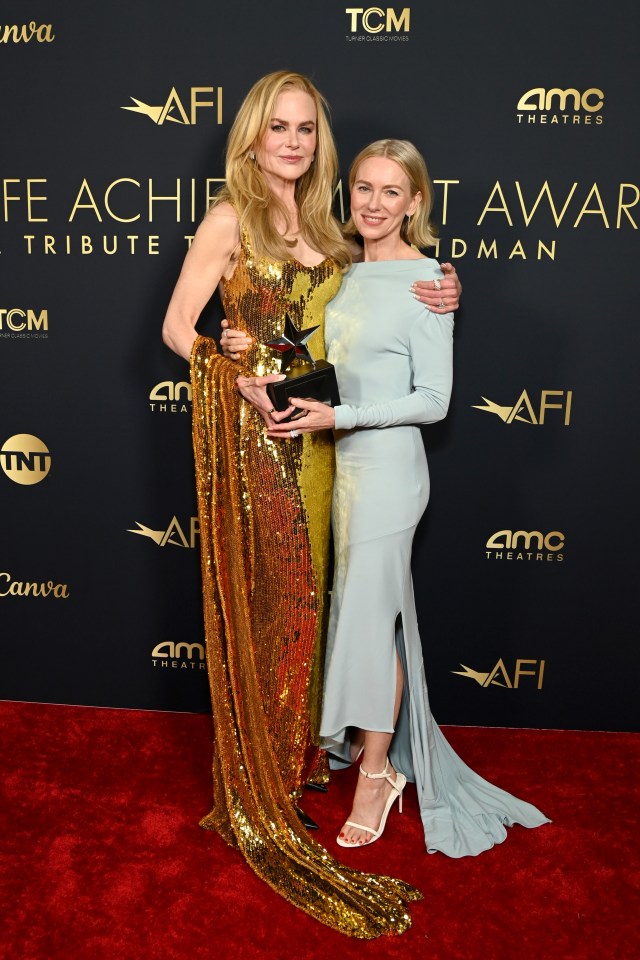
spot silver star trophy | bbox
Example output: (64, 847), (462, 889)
(265, 312), (341, 420)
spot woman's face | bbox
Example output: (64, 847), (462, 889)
(350, 156), (420, 242)
(255, 89), (317, 186)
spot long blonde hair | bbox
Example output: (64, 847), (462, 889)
(343, 139), (439, 249)
(214, 71), (350, 268)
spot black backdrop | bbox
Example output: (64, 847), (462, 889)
(1, 1), (638, 730)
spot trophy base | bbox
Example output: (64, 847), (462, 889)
(267, 360), (341, 421)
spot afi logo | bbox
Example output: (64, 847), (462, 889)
(122, 87), (222, 125)
(518, 87), (604, 113)
(127, 515), (200, 548)
(473, 389), (572, 425)
(453, 659), (546, 690)
(346, 7), (410, 32)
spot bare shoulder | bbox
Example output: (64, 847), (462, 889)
(200, 202), (240, 245)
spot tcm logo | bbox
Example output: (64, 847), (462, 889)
(453, 659), (546, 690)
(149, 380), (192, 413)
(346, 7), (410, 32)
(151, 640), (206, 671)
(121, 86), (222, 125)
(0, 22), (54, 43)
(0, 572), (69, 599)
(1, 434), (51, 485)
(0, 308), (48, 338)
(127, 515), (200, 548)
(486, 530), (565, 562)
(517, 88), (604, 125)
(473, 389), (572, 425)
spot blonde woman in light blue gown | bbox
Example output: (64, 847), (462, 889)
(266, 139), (549, 857)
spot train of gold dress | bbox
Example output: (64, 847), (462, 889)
(190, 232), (421, 936)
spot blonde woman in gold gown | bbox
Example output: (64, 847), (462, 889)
(162, 71), (459, 937)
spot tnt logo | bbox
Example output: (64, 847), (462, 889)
(121, 86), (222, 125)
(346, 7), (410, 32)
(1, 434), (51, 485)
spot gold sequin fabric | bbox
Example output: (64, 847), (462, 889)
(190, 234), (422, 937)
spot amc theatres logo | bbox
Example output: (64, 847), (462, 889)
(453, 659), (546, 690)
(0, 434), (51, 485)
(127, 515), (200, 549)
(517, 87), (604, 125)
(485, 530), (565, 562)
(151, 640), (206, 671)
(149, 380), (192, 413)
(0, 308), (48, 338)
(121, 86), (222, 125)
(473, 389), (572, 426)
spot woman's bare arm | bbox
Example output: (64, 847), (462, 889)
(162, 203), (240, 360)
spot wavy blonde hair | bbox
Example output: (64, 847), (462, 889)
(214, 71), (350, 268)
(344, 139), (439, 249)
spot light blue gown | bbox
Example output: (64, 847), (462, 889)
(320, 258), (549, 857)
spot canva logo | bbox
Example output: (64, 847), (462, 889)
(346, 7), (410, 32)
(452, 659), (546, 689)
(121, 87), (222, 125)
(0, 308), (48, 338)
(473, 389), (572, 425)
(517, 87), (604, 125)
(0, 434), (51, 484)
(0, 573), (69, 599)
(0, 22), (55, 43)
(127, 516), (200, 548)
(151, 640), (206, 671)
(485, 530), (565, 562)
(149, 380), (192, 413)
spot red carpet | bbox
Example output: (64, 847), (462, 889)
(1, 701), (638, 960)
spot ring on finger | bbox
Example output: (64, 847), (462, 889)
(433, 278), (442, 291)
(438, 298), (446, 309)
(290, 429), (300, 439)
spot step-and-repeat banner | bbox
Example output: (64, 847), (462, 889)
(1, 2), (638, 730)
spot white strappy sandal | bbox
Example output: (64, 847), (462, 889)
(336, 758), (406, 847)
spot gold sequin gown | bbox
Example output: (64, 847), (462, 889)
(190, 231), (421, 937)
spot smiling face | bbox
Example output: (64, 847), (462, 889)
(350, 155), (421, 245)
(255, 88), (317, 187)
